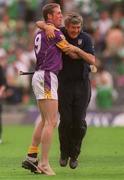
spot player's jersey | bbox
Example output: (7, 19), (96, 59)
(34, 29), (64, 75)
(59, 27), (95, 82)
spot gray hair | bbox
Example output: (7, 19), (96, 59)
(64, 13), (83, 27)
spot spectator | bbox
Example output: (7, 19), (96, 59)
(94, 65), (117, 109)
(0, 48), (7, 144)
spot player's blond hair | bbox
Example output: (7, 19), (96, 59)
(42, 3), (60, 21)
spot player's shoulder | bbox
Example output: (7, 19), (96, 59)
(35, 28), (42, 33)
(54, 29), (65, 40)
(54, 29), (63, 35)
(34, 28), (43, 36)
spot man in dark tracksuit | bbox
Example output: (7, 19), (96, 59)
(58, 13), (95, 169)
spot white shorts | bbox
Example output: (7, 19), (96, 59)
(32, 70), (58, 100)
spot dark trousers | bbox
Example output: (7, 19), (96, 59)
(0, 104), (2, 139)
(58, 79), (91, 159)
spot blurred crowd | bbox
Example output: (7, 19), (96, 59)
(0, 0), (124, 110)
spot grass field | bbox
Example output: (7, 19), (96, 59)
(0, 125), (124, 180)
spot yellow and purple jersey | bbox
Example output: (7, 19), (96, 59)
(34, 29), (68, 75)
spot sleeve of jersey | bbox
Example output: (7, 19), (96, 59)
(54, 30), (69, 50)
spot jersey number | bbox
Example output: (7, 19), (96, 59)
(35, 34), (42, 54)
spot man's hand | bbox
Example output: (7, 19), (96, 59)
(62, 45), (80, 59)
(90, 65), (97, 73)
(62, 44), (78, 54)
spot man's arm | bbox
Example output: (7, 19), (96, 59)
(73, 46), (95, 65)
(64, 45), (97, 72)
(63, 45), (95, 65)
(57, 41), (97, 72)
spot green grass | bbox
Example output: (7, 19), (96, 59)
(0, 125), (124, 180)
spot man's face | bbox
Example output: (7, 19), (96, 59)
(66, 23), (82, 39)
(49, 7), (63, 27)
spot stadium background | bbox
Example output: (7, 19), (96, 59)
(0, 1), (124, 180)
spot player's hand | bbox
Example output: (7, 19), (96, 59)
(45, 25), (59, 39)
